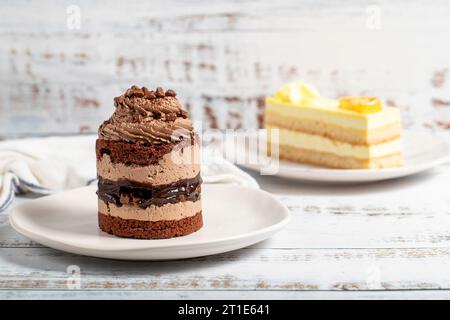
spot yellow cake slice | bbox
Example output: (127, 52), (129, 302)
(264, 81), (403, 169)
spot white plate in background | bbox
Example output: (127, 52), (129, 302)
(9, 185), (289, 260)
(225, 131), (450, 183)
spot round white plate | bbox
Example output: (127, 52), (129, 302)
(9, 184), (289, 260)
(227, 131), (450, 183)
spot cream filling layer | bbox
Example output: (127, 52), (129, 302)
(266, 97), (402, 130)
(98, 199), (201, 221)
(97, 144), (200, 185)
(267, 126), (403, 159)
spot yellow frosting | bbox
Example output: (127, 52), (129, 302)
(268, 81), (394, 120)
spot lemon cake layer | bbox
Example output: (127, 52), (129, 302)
(267, 126), (402, 159)
(268, 143), (403, 169)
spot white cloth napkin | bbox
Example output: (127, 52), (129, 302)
(0, 135), (259, 215)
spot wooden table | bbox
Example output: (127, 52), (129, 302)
(1, 161), (450, 300)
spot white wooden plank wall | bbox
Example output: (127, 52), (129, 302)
(1, 0), (450, 137)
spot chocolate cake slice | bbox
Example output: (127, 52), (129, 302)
(96, 86), (202, 239)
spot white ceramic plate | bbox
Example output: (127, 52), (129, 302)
(9, 184), (289, 260)
(226, 131), (450, 183)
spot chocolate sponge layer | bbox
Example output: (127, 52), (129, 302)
(96, 133), (198, 166)
(98, 211), (203, 239)
(96, 139), (177, 165)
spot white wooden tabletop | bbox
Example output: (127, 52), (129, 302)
(2, 161), (450, 300)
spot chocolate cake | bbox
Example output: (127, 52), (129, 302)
(96, 86), (202, 239)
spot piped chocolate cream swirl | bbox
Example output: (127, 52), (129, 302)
(99, 86), (193, 144)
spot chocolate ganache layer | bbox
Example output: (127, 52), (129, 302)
(98, 86), (193, 145)
(97, 174), (202, 209)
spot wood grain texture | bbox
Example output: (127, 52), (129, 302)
(5, 290), (450, 300)
(1, 0), (450, 137)
(1, 158), (450, 297)
(2, 247), (450, 291)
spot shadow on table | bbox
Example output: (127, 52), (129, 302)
(1, 237), (266, 274)
(246, 168), (441, 196)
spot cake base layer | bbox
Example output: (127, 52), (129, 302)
(98, 211), (203, 239)
(269, 144), (403, 169)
